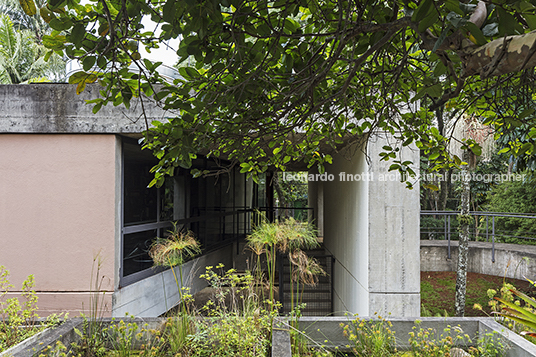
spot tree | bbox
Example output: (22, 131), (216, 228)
(0, 0), (64, 82)
(0, 0), (48, 42)
(33, 0), (536, 315)
(0, 14), (46, 82)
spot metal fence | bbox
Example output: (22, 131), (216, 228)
(421, 210), (536, 262)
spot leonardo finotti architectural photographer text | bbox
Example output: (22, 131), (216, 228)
(282, 171), (526, 183)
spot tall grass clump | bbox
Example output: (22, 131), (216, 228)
(246, 215), (320, 312)
(149, 224), (201, 314)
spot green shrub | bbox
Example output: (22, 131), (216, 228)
(0, 266), (62, 352)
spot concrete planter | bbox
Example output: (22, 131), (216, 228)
(3, 316), (536, 356)
(272, 317), (536, 357)
(0, 318), (164, 356)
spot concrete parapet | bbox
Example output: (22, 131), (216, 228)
(0, 84), (169, 134)
(421, 240), (536, 280)
(4, 316), (535, 357)
(112, 244), (234, 317)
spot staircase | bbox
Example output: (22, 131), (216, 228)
(278, 246), (334, 316)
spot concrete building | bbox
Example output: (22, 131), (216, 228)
(0, 83), (420, 317)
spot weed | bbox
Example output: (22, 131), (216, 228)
(0, 266), (62, 352)
(342, 314), (396, 357)
(70, 252), (109, 357)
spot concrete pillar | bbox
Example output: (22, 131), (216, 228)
(323, 133), (420, 317)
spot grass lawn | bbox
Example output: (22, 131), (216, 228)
(421, 271), (536, 317)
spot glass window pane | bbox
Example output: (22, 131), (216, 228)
(123, 229), (157, 277)
(123, 142), (158, 225)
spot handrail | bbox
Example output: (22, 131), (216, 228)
(421, 210), (536, 219)
(421, 210), (536, 263)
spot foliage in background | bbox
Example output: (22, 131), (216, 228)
(485, 175), (536, 243)
(421, 151), (509, 212)
(468, 153), (510, 211)
(274, 172), (308, 209)
(0, 0), (64, 82)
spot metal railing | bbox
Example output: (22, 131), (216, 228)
(421, 210), (536, 263)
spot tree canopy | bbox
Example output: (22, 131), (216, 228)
(31, 0), (536, 185)
(0, 0), (65, 82)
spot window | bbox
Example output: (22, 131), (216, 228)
(120, 139), (266, 286)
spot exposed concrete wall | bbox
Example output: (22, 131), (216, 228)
(112, 244), (233, 317)
(0, 134), (117, 316)
(366, 134), (420, 316)
(0, 84), (168, 134)
(322, 133), (420, 317)
(421, 240), (536, 280)
(323, 146), (370, 315)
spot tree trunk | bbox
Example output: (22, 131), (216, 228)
(455, 149), (471, 317)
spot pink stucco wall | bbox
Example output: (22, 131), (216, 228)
(0, 134), (117, 315)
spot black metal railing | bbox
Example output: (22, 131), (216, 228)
(278, 251), (335, 316)
(421, 210), (536, 263)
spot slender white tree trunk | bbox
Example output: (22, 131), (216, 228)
(455, 149), (471, 317)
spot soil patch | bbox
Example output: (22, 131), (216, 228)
(421, 271), (536, 317)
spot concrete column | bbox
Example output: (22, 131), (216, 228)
(323, 133), (420, 317)
(366, 134), (420, 317)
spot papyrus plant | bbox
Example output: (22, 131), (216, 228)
(149, 224), (201, 314)
(246, 216), (320, 312)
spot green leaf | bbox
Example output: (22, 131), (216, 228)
(470, 145), (482, 156)
(411, 0), (432, 22)
(426, 84), (442, 98)
(70, 23), (85, 47)
(48, 0), (64, 9)
(39, 7), (54, 23)
(178, 67), (199, 79)
(418, 7), (438, 33)
(92, 102), (103, 114)
(423, 184), (439, 191)
(429, 152), (440, 160)
(433, 61), (447, 77)
(482, 23), (499, 37)
(465, 22), (487, 46)
(446, 11), (466, 29)
(162, 0), (176, 23)
(444, 0), (464, 16)
(524, 14), (536, 31)
(44, 49), (53, 62)
(497, 7), (517, 36)
(42, 34), (66, 50)
(82, 56), (96, 71)
(520, 142), (533, 155)
(69, 71), (98, 94)
(49, 17), (72, 31)
(519, 108), (535, 119)
(19, 0), (36, 16)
